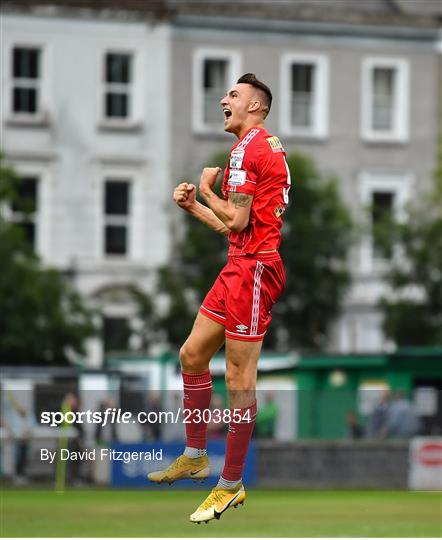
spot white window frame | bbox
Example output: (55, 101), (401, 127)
(5, 41), (51, 124)
(98, 48), (142, 129)
(96, 167), (143, 262)
(280, 52), (329, 139)
(358, 171), (414, 273)
(192, 48), (241, 134)
(361, 57), (410, 143)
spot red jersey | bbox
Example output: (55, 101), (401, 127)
(222, 126), (291, 256)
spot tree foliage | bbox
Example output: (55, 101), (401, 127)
(157, 150), (354, 352)
(155, 150), (229, 348)
(272, 152), (353, 349)
(379, 142), (442, 346)
(0, 157), (97, 365)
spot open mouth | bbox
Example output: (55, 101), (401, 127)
(223, 108), (232, 120)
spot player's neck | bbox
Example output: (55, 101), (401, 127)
(235, 120), (264, 140)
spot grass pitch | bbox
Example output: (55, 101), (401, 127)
(1, 489), (441, 537)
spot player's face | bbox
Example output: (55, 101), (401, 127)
(220, 84), (255, 135)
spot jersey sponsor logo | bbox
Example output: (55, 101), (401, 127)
(274, 206), (286, 218)
(228, 169), (247, 187)
(230, 149), (245, 169)
(266, 136), (285, 153)
(236, 324), (248, 333)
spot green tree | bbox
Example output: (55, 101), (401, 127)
(272, 152), (354, 349)
(157, 150), (354, 352)
(379, 142), (442, 345)
(0, 157), (97, 365)
(156, 150), (229, 349)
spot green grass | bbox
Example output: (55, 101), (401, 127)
(1, 489), (441, 537)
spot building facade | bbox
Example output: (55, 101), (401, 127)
(1, 2), (172, 364)
(1, 0), (440, 363)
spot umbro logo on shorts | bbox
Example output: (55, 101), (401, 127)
(236, 324), (248, 333)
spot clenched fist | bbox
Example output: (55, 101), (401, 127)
(173, 182), (196, 210)
(199, 167), (222, 196)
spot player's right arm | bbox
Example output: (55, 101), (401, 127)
(173, 182), (230, 236)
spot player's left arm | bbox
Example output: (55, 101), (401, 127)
(199, 167), (252, 233)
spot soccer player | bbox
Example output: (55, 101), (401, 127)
(148, 73), (291, 523)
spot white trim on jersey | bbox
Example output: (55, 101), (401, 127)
(283, 156), (292, 204)
(236, 128), (260, 151)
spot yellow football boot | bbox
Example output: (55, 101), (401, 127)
(190, 482), (245, 523)
(147, 454), (210, 485)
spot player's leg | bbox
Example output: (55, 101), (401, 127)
(221, 337), (261, 480)
(180, 312), (225, 456)
(189, 338), (260, 523)
(180, 310), (225, 374)
(148, 312), (225, 484)
(190, 256), (284, 522)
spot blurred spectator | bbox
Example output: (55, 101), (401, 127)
(384, 391), (421, 438)
(366, 390), (391, 438)
(255, 392), (279, 439)
(346, 410), (363, 439)
(207, 394), (227, 440)
(61, 392), (85, 485)
(2, 394), (35, 485)
(143, 392), (162, 441)
(95, 396), (119, 444)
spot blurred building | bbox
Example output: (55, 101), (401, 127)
(1, 1), (172, 364)
(1, 0), (441, 364)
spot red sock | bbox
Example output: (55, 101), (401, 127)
(221, 401), (257, 481)
(182, 370), (212, 449)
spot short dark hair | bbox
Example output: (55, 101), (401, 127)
(237, 73), (272, 117)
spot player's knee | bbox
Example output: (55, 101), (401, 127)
(225, 364), (252, 391)
(179, 343), (206, 373)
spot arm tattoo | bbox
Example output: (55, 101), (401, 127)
(228, 193), (252, 209)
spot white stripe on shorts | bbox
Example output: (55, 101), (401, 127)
(251, 261), (264, 335)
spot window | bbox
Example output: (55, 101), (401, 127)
(358, 172), (413, 272)
(103, 316), (130, 352)
(372, 68), (394, 130)
(290, 64), (314, 128)
(193, 49), (241, 133)
(103, 53), (132, 120)
(203, 59), (227, 126)
(103, 180), (130, 256)
(11, 176), (39, 248)
(280, 53), (329, 138)
(371, 191), (394, 259)
(361, 58), (409, 142)
(11, 47), (41, 115)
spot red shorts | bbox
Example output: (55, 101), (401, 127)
(199, 253), (286, 342)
